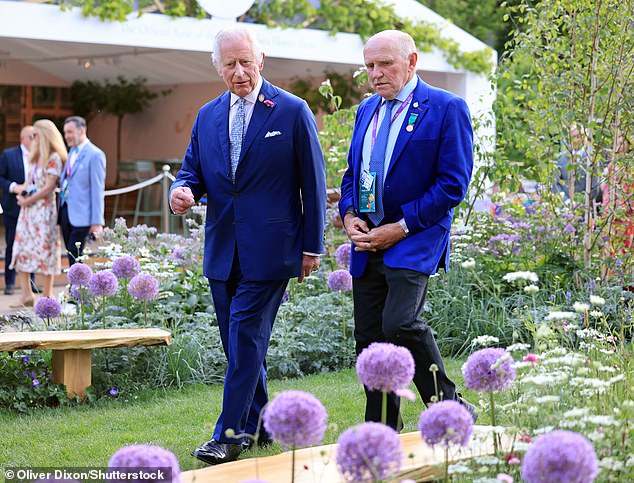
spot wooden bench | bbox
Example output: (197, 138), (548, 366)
(0, 328), (172, 399)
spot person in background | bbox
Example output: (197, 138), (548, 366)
(0, 125), (38, 295)
(170, 25), (326, 465)
(10, 120), (65, 305)
(59, 116), (106, 266)
(339, 30), (476, 430)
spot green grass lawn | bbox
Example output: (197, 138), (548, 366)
(0, 360), (472, 471)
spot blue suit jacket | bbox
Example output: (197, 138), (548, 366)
(339, 78), (473, 277)
(59, 140), (106, 227)
(0, 146), (25, 217)
(171, 79), (327, 282)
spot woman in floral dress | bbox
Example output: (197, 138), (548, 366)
(10, 119), (66, 306)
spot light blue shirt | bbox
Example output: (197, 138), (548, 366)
(361, 75), (418, 186)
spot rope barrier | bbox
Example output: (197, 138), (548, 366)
(104, 172), (166, 197)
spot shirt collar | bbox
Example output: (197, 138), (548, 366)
(393, 75), (418, 104)
(230, 75), (263, 107)
(20, 144), (29, 156)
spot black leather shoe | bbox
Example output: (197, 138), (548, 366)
(458, 396), (478, 423)
(4, 286), (15, 295)
(192, 439), (241, 465)
(241, 436), (274, 451)
(31, 283), (42, 294)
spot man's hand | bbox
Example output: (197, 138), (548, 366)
(298, 254), (320, 283)
(170, 186), (195, 215)
(89, 224), (103, 238)
(343, 213), (369, 240)
(350, 222), (406, 252)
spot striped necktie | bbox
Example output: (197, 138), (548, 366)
(368, 99), (395, 226)
(230, 98), (246, 182)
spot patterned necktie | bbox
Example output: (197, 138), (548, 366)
(230, 98), (246, 182)
(368, 99), (395, 226)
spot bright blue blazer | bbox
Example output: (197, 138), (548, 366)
(171, 79), (326, 282)
(339, 78), (473, 278)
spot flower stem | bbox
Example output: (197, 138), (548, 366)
(444, 445), (449, 483)
(490, 391), (498, 455)
(341, 290), (346, 338)
(102, 296), (106, 329)
(381, 391), (387, 425)
(291, 447), (296, 483)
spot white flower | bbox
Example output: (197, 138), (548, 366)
(545, 311), (577, 321)
(523, 284), (539, 294)
(563, 408), (590, 419)
(584, 415), (617, 426)
(471, 335), (499, 347)
(573, 302), (590, 313)
(534, 395), (560, 404)
(461, 259), (476, 269)
(474, 456), (500, 465)
(599, 457), (624, 471)
(502, 271), (539, 283)
(587, 431), (605, 442)
(448, 463), (471, 474)
(589, 295), (606, 305)
(506, 343), (531, 352)
(589, 310), (604, 318)
(536, 325), (554, 338)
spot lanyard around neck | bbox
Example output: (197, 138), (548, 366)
(370, 91), (414, 152)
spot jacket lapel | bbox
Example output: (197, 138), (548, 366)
(387, 78), (430, 178)
(215, 91), (232, 179)
(239, 79), (276, 163)
(354, 95), (381, 178)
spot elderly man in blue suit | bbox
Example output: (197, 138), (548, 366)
(170, 25), (326, 465)
(339, 30), (476, 429)
(59, 116), (106, 266)
(0, 125), (35, 294)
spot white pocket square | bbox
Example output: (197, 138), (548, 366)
(265, 131), (282, 138)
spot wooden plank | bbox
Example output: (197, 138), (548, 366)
(0, 328), (171, 351)
(181, 427), (510, 483)
(52, 349), (92, 399)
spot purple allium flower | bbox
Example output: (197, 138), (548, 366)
(356, 342), (415, 394)
(463, 348), (516, 393)
(21, 355), (30, 363)
(418, 400), (474, 447)
(111, 255), (140, 280)
(109, 387), (119, 397)
(128, 273), (160, 301)
(335, 243), (351, 269)
(327, 269), (352, 292)
(171, 247), (186, 262)
(262, 390), (328, 449)
(70, 284), (91, 304)
(32, 378), (40, 387)
(108, 444), (181, 482)
(67, 263), (93, 286)
(34, 297), (62, 319)
(336, 422), (402, 482)
(88, 270), (119, 297)
(563, 223), (576, 234)
(522, 430), (598, 483)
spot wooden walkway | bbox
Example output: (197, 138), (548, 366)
(182, 426), (507, 483)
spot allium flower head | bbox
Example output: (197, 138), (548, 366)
(32, 378), (40, 387)
(327, 269), (352, 292)
(545, 311), (577, 322)
(108, 444), (181, 482)
(34, 297), (62, 319)
(109, 387), (119, 397)
(461, 259), (476, 269)
(589, 295), (605, 306)
(336, 422), (402, 482)
(522, 430), (598, 483)
(89, 270), (118, 297)
(335, 243), (351, 269)
(171, 247), (186, 262)
(524, 285), (539, 294)
(67, 263), (93, 286)
(262, 390), (327, 448)
(573, 302), (590, 314)
(356, 342), (415, 395)
(128, 273), (160, 301)
(111, 255), (140, 280)
(463, 348), (516, 393)
(418, 400), (474, 447)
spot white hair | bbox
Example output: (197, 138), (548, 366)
(366, 30), (416, 58)
(211, 25), (263, 71)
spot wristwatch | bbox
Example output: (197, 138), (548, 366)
(398, 218), (409, 236)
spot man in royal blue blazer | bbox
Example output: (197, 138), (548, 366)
(0, 125), (35, 294)
(59, 116), (106, 266)
(339, 30), (475, 428)
(170, 25), (326, 465)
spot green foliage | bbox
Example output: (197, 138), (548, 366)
(60, 0), (493, 75)
(0, 353), (70, 412)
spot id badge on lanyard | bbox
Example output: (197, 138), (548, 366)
(359, 170), (376, 213)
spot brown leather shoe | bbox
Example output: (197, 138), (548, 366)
(192, 439), (241, 465)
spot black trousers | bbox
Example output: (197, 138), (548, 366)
(3, 214), (18, 287)
(353, 251), (457, 430)
(59, 204), (89, 267)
